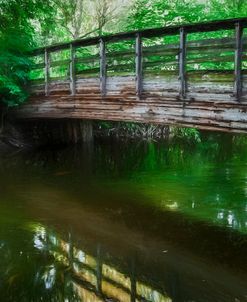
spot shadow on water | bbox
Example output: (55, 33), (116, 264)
(0, 133), (247, 301)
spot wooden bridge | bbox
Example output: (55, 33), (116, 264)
(16, 18), (247, 133)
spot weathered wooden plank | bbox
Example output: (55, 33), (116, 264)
(32, 73), (239, 94)
(15, 105), (247, 134)
(27, 90), (247, 104)
(75, 54), (99, 63)
(107, 63), (135, 72)
(76, 67), (100, 74)
(142, 37), (245, 56)
(49, 76), (70, 81)
(143, 55), (237, 70)
(31, 74), (238, 99)
(15, 103), (235, 118)
(106, 76), (135, 95)
(16, 105), (247, 121)
(107, 49), (135, 58)
(49, 59), (71, 67)
(234, 21), (243, 101)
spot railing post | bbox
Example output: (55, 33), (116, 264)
(135, 32), (143, 98)
(44, 48), (50, 96)
(179, 27), (187, 99)
(100, 39), (106, 97)
(234, 21), (243, 101)
(70, 43), (76, 95)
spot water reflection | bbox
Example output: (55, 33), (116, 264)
(2, 221), (246, 302)
(0, 134), (247, 301)
(8, 136), (247, 233)
(1, 222), (172, 302)
(35, 223), (172, 302)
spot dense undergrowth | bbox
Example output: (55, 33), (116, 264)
(94, 121), (202, 143)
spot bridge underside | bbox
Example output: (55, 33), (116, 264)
(15, 76), (247, 134)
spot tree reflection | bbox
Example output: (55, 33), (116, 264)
(0, 223), (172, 302)
(0, 224), (78, 301)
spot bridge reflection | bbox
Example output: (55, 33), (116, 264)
(33, 223), (171, 302)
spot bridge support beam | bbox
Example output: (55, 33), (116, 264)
(65, 119), (93, 144)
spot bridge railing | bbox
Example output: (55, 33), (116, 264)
(29, 18), (247, 102)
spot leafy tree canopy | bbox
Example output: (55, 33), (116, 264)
(0, 0), (53, 107)
(125, 0), (247, 31)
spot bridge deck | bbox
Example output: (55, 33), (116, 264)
(16, 18), (247, 133)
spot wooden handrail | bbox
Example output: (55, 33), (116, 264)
(31, 18), (247, 55)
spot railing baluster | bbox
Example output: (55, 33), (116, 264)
(70, 44), (76, 95)
(234, 21), (243, 101)
(100, 39), (106, 97)
(179, 27), (187, 99)
(135, 33), (143, 98)
(44, 48), (50, 96)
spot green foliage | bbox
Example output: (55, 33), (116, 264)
(0, 29), (32, 106)
(172, 127), (201, 143)
(126, 0), (247, 31)
(125, 0), (204, 31)
(0, 0), (53, 107)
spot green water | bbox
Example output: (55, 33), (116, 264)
(0, 133), (247, 301)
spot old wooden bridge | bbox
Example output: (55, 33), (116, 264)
(16, 18), (247, 133)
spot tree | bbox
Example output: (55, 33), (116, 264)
(125, 0), (207, 31)
(208, 0), (247, 19)
(52, 0), (85, 39)
(90, 0), (118, 36)
(0, 0), (53, 108)
(125, 0), (247, 32)
(45, 0), (130, 42)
